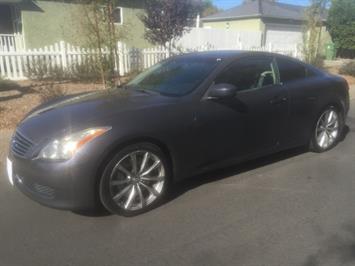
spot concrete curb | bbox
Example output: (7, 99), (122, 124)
(350, 85), (355, 100)
(0, 129), (13, 168)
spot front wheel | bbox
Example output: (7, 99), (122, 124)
(310, 106), (344, 153)
(99, 143), (170, 216)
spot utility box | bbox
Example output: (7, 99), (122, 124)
(325, 43), (336, 60)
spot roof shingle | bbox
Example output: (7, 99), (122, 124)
(202, 0), (326, 22)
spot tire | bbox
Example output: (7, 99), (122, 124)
(309, 105), (344, 153)
(99, 142), (171, 216)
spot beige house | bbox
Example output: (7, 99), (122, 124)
(202, 0), (329, 48)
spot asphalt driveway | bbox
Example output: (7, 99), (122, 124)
(1, 100), (355, 266)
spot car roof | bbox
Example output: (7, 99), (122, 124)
(175, 50), (324, 74)
(178, 50), (289, 61)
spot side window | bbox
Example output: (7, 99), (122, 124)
(113, 7), (123, 24)
(215, 57), (276, 92)
(276, 57), (307, 84)
(100, 6), (123, 25)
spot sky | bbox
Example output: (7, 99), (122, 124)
(213, 0), (311, 10)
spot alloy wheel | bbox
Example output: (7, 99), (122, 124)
(109, 150), (166, 211)
(315, 109), (339, 150)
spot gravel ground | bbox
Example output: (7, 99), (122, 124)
(0, 81), (103, 129)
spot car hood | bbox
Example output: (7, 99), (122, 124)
(17, 88), (175, 143)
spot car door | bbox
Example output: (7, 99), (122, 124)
(275, 56), (319, 147)
(194, 55), (289, 170)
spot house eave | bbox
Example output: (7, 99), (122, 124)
(0, 0), (23, 3)
(202, 15), (327, 23)
(201, 14), (262, 22)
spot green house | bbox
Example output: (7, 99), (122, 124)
(0, 0), (150, 50)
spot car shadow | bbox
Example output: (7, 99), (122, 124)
(74, 125), (350, 218)
(72, 207), (112, 217)
(166, 125), (351, 208)
(0, 84), (37, 102)
(166, 145), (309, 204)
(340, 125), (350, 141)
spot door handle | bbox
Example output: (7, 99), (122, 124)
(269, 96), (288, 105)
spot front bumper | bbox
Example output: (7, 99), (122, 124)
(8, 152), (101, 211)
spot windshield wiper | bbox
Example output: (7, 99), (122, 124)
(118, 84), (161, 96)
(133, 87), (161, 96)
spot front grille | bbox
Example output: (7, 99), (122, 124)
(15, 175), (56, 200)
(33, 183), (55, 199)
(11, 130), (34, 157)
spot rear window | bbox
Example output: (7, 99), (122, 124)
(276, 57), (307, 83)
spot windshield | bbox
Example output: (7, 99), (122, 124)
(127, 57), (219, 96)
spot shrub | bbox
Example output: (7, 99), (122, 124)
(26, 58), (70, 81)
(49, 65), (71, 81)
(38, 83), (67, 103)
(26, 57), (110, 83)
(70, 60), (103, 82)
(26, 58), (50, 81)
(339, 61), (355, 76)
(310, 55), (325, 69)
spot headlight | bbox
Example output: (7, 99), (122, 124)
(38, 127), (111, 160)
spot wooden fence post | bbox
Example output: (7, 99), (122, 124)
(268, 42), (273, 52)
(59, 41), (67, 70)
(165, 46), (170, 59)
(294, 44), (299, 59)
(117, 41), (124, 76)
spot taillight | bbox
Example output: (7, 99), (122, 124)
(341, 77), (350, 90)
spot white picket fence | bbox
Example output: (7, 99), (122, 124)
(0, 34), (25, 52)
(0, 40), (300, 80)
(177, 28), (263, 50)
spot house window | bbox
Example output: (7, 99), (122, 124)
(113, 7), (123, 25)
(0, 5), (14, 34)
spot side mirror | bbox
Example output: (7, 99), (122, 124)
(208, 83), (237, 100)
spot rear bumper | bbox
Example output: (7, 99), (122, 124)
(9, 152), (101, 211)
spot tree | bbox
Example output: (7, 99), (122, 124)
(200, 0), (220, 17)
(80, 0), (123, 88)
(140, 0), (199, 51)
(327, 0), (355, 58)
(302, 0), (329, 65)
(243, 0), (277, 2)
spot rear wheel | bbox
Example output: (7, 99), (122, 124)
(310, 106), (343, 153)
(99, 143), (170, 216)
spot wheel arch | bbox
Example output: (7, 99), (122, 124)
(319, 101), (345, 119)
(94, 136), (176, 197)
(331, 100), (344, 113)
(312, 100), (345, 129)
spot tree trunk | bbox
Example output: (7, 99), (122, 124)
(93, 1), (106, 88)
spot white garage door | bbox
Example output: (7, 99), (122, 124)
(265, 24), (303, 49)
